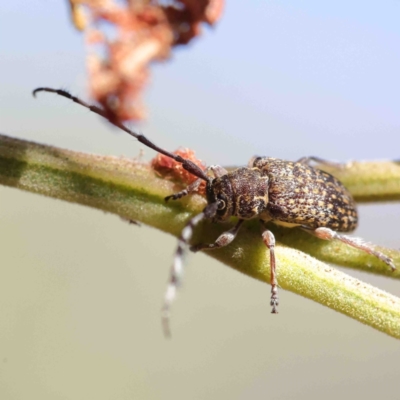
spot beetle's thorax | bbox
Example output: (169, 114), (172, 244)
(206, 167), (269, 221)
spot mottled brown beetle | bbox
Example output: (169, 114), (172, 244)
(33, 87), (396, 336)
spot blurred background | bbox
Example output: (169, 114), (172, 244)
(1, 1), (399, 399)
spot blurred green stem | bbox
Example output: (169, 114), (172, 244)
(0, 133), (400, 338)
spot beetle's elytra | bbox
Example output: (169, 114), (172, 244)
(33, 87), (396, 336)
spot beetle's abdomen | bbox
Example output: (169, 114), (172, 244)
(259, 159), (358, 232)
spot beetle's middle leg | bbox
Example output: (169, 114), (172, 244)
(261, 227), (279, 314)
(190, 219), (244, 252)
(302, 226), (396, 272)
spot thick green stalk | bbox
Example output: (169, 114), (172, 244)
(0, 133), (399, 338)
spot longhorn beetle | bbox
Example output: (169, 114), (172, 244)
(33, 87), (396, 336)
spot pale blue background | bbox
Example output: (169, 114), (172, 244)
(0, 1), (399, 399)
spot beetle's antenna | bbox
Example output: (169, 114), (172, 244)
(161, 202), (219, 337)
(32, 87), (210, 182)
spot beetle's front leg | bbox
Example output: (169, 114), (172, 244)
(164, 165), (228, 202)
(165, 178), (203, 201)
(190, 220), (244, 252)
(209, 165), (228, 178)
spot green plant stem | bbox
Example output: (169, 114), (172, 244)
(1, 133), (400, 338)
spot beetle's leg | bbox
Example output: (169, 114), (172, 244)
(302, 227), (396, 272)
(247, 156), (257, 167)
(248, 156), (268, 167)
(209, 165), (228, 178)
(162, 202), (219, 337)
(190, 219), (244, 252)
(164, 165), (227, 202)
(261, 228), (279, 314)
(165, 178), (203, 201)
(296, 156), (343, 169)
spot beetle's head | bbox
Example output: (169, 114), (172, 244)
(206, 175), (235, 222)
(206, 168), (269, 221)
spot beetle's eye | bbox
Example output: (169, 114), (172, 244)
(217, 199), (226, 210)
